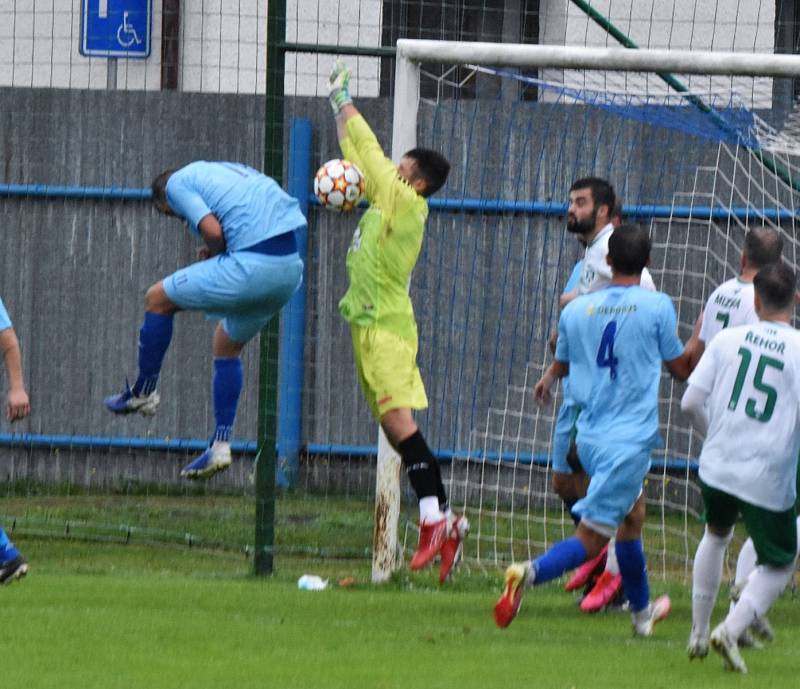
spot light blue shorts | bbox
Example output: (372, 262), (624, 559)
(552, 400), (580, 474)
(164, 251), (304, 343)
(571, 439), (651, 536)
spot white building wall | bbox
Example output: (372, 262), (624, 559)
(0, 0), (781, 94)
(0, 0), (382, 94)
(539, 0), (776, 105)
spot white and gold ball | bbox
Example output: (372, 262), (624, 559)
(314, 159), (365, 212)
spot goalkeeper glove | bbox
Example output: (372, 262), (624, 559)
(328, 59), (352, 115)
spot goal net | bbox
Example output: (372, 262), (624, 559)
(377, 41), (800, 582)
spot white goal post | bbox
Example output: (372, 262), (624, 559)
(371, 40), (800, 583)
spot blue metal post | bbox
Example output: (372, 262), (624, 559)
(276, 118), (312, 488)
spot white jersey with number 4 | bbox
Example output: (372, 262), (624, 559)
(699, 277), (756, 344)
(688, 321), (800, 511)
(578, 224), (656, 295)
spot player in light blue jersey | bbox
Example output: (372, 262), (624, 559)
(495, 224), (692, 636)
(0, 296), (31, 584)
(105, 162), (305, 480)
(550, 185), (631, 610)
(563, 259), (584, 295)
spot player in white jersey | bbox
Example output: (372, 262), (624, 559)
(686, 227), (784, 368)
(686, 227), (786, 647)
(557, 180), (655, 612)
(681, 262), (800, 673)
(495, 225), (692, 634)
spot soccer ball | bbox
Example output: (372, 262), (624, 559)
(314, 159), (365, 212)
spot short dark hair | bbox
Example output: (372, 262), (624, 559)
(607, 223), (651, 276)
(744, 227), (783, 269)
(151, 169), (177, 207)
(404, 148), (450, 197)
(569, 177), (616, 217)
(753, 261), (797, 311)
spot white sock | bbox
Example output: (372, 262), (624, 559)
(729, 536), (758, 614)
(692, 527), (732, 638)
(212, 439), (231, 454)
(734, 538), (758, 588)
(419, 496), (441, 524)
(797, 515), (800, 551)
(725, 562), (796, 640)
(605, 537), (620, 575)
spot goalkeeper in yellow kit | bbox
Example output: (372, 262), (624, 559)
(329, 60), (467, 582)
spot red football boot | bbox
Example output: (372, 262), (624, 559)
(564, 543), (607, 592)
(439, 516), (469, 583)
(410, 516), (448, 570)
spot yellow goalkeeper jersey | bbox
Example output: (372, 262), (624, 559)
(338, 115), (428, 342)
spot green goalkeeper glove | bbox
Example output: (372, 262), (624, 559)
(328, 59), (352, 115)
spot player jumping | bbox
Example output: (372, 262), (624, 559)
(104, 162), (305, 479)
(328, 59), (467, 581)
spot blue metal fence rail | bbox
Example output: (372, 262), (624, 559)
(2, 179), (726, 473)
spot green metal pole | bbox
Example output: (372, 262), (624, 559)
(280, 42), (395, 58)
(254, 0), (287, 577)
(570, 0), (800, 193)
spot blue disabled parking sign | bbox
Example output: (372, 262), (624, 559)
(80, 0), (152, 58)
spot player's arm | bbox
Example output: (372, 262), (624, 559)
(335, 107), (367, 187)
(330, 62), (370, 195)
(329, 63), (416, 212)
(0, 327), (30, 422)
(682, 313), (705, 372)
(680, 339), (718, 436)
(537, 310), (571, 402)
(664, 350), (692, 382)
(550, 260), (584, 350)
(658, 295), (692, 381)
(680, 384), (709, 436)
(165, 170), (225, 256)
(197, 213), (226, 258)
(343, 108), (416, 212)
(559, 288), (578, 308)
(534, 360), (569, 404)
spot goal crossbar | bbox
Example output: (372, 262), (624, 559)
(396, 41), (800, 78)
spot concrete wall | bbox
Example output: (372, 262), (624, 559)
(1, 85), (797, 500)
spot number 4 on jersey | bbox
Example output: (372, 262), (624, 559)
(596, 320), (619, 379)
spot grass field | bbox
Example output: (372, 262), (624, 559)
(3, 495), (799, 688)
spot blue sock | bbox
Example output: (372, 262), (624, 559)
(213, 357), (243, 442)
(616, 538), (650, 612)
(532, 537), (588, 585)
(133, 312), (174, 395)
(0, 528), (17, 560)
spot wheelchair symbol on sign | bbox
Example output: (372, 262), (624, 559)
(116, 11), (141, 48)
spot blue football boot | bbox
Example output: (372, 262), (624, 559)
(180, 441), (232, 480)
(0, 547), (28, 585)
(104, 380), (160, 416)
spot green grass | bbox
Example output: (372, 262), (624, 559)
(1, 493), (375, 558)
(3, 495), (799, 688)
(6, 543), (800, 689)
